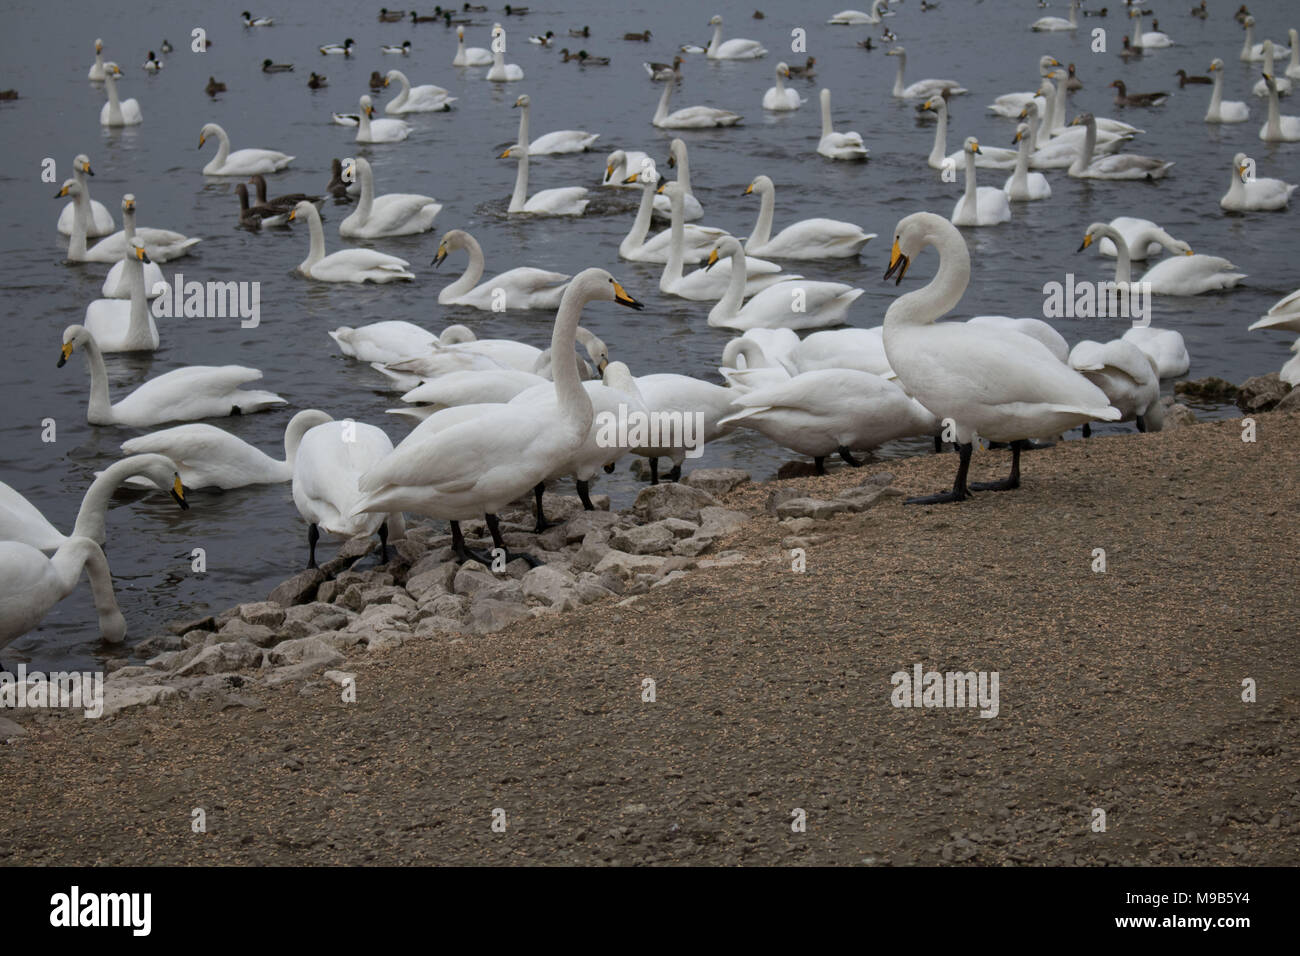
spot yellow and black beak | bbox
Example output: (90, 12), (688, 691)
(611, 279), (644, 310)
(1183, 247), (1194, 256)
(656, 182), (666, 194)
(383, 76), (391, 87)
(970, 140), (982, 154)
(1013, 129), (1024, 144)
(135, 246), (151, 264)
(171, 475), (189, 510)
(704, 248), (720, 271)
(432, 242), (447, 267)
(922, 98), (934, 110)
(84, 164), (95, 177)
(597, 357), (609, 374)
(288, 208), (297, 221)
(55, 185), (69, 198)
(743, 183), (755, 196)
(365, 104), (374, 117)
(622, 173), (641, 185)
(499, 147), (513, 158)
(884, 237), (909, 285)
(1076, 232), (1094, 253)
(667, 153), (676, 168)
(57, 341), (74, 367)
(605, 163), (615, 181)
(198, 134), (206, 148)
(124, 199), (135, 212)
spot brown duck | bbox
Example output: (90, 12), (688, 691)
(1111, 79), (1168, 106)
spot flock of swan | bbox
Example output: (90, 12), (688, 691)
(4, 1), (1300, 662)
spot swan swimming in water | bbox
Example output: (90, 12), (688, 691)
(742, 175), (875, 259)
(514, 93), (599, 156)
(339, 158), (439, 238)
(290, 201), (415, 282)
(705, 15), (766, 59)
(950, 139), (1012, 227)
(1205, 58), (1251, 123)
(1081, 221), (1246, 296)
(887, 47), (967, 99)
(882, 211), (1119, 503)
(1220, 152), (1296, 211)
(57, 154), (114, 237)
(705, 236), (863, 331)
(100, 64), (142, 126)
(500, 144), (589, 215)
(817, 88), (868, 160)
(435, 228), (571, 310)
(199, 122), (293, 174)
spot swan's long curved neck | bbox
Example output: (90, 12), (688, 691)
(892, 53), (907, 97)
(356, 162), (375, 220)
(68, 190), (89, 260)
(722, 338), (769, 369)
(749, 185), (776, 248)
(1132, 12), (1142, 46)
(718, 243), (749, 316)
(550, 279), (597, 430)
(819, 91), (833, 138)
(1290, 34), (1300, 71)
(72, 458), (143, 542)
(81, 336), (114, 423)
(1209, 70), (1224, 113)
(708, 22), (723, 55)
(654, 81), (673, 123)
(1011, 134), (1031, 189)
(516, 103), (530, 150)
(672, 143), (692, 193)
(104, 73), (122, 122)
(283, 418), (318, 473)
(928, 103), (949, 166)
(1242, 23), (1255, 58)
(1038, 79), (1057, 137)
(886, 226), (971, 328)
(962, 149), (979, 207)
(1266, 82), (1282, 137)
(126, 253), (148, 340)
(392, 73), (411, 108)
(443, 234), (487, 298)
(1225, 164), (1244, 202)
(1071, 118), (1097, 173)
(123, 207), (137, 242)
(662, 192), (686, 287)
(623, 180), (657, 250)
(212, 127), (231, 167)
(74, 166), (92, 215)
(1101, 226), (1133, 285)
(304, 206), (327, 266)
(358, 107), (373, 140)
(50, 536), (120, 627)
(509, 150), (530, 212)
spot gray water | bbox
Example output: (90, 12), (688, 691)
(1, 0), (1296, 669)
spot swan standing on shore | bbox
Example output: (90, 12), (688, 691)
(199, 122), (293, 174)
(705, 15), (766, 59)
(384, 69), (455, 112)
(353, 269), (644, 564)
(57, 155), (114, 237)
(121, 411), (334, 490)
(1221, 152), (1296, 210)
(487, 24), (525, 81)
(652, 74), (742, 128)
(435, 228), (571, 310)
(951, 139), (1012, 226)
(453, 25), (493, 66)
(887, 47), (967, 99)
(339, 158), (439, 238)
(882, 212), (1118, 503)
(514, 93), (598, 155)
(817, 89), (868, 160)
(1205, 58), (1251, 123)
(706, 236), (863, 331)
(58, 325), (285, 427)
(84, 242), (158, 352)
(293, 419), (405, 568)
(100, 64), (142, 126)
(291, 200), (415, 282)
(0, 455), (185, 552)
(357, 95), (410, 143)
(500, 144), (589, 215)
(743, 175), (875, 258)
(1068, 339), (1163, 434)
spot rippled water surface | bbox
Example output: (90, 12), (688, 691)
(1, 0), (1296, 668)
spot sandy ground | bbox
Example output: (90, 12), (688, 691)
(1, 411), (1297, 866)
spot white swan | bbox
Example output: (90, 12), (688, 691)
(58, 325), (286, 427)
(1289, 28), (1300, 80)
(652, 73), (742, 128)
(882, 211), (1119, 502)
(707, 237), (862, 331)
(88, 38), (106, 81)
(923, 94), (1017, 170)
(339, 157), (439, 238)
(1003, 124), (1052, 201)
(1068, 339), (1163, 432)
(374, 328), (608, 389)
(1033, 0), (1079, 30)
(743, 175), (875, 258)
(1205, 58), (1251, 123)
(396, 369), (552, 415)
(121, 410), (333, 490)
(1240, 16), (1289, 62)
(1040, 72), (1143, 141)
(887, 47), (967, 99)
(501, 144), (589, 215)
(435, 228), (570, 310)
(987, 56), (1062, 118)
(951, 139), (1012, 227)
(199, 122), (293, 174)
(1093, 217), (1175, 260)
(603, 149), (652, 187)
(1129, 9), (1173, 49)
(706, 15), (766, 60)
(1221, 152), (1296, 211)
(661, 138), (704, 219)
(487, 24), (525, 81)
(1282, 340), (1300, 387)
(293, 419), (405, 567)
(514, 93), (598, 155)
(762, 63), (805, 111)
(625, 372), (740, 481)
(718, 337), (793, 391)
(1016, 99), (1129, 169)
(787, 327), (896, 378)
(1249, 288), (1300, 333)
(84, 242), (158, 352)
(0, 454), (185, 552)
(453, 25), (493, 66)
(966, 316), (1069, 362)
(384, 69), (455, 112)
(0, 536), (124, 650)
(95, 192), (200, 266)
(330, 322), (474, 364)
(1252, 41), (1293, 97)
(817, 88), (868, 160)
(99, 64), (142, 126)
(352, 269), (644, 562)
(719, 369), (938, 471)
(1068, 113), (1173, 179)
(658, 182), (793, 301)
(357, 95), (411, 143)
(618, 171), (727, 263)
(1082, 221), (1246, 296)
(290, 200), (414, 282)
(829, 2), (892, 26)
(1259, 73), (1300, 141)
(55, 181), (186, 269)
(1121, 326), (1190, 378)
(57, 154), (114, 237)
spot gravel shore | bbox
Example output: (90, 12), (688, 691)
(2, 410), (1297, 866)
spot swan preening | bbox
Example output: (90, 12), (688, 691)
(352, 269), (643, 564)
(818, 89), (868, 160)
(58, 325), (286, 427)
(199, 123), (293, 175)
(1068, 339), (1164, 434)
(291, 200), (415, 282)
(882, 212), (1119, 502)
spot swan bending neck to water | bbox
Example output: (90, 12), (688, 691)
(0, 536), (125, 651)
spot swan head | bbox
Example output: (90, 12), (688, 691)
(74, 154), (93, 176)
(1039, 55), (1061, 73)
(1013, 123), (1031, 143)
(197, 122), (223, 149)
(709, 15), (722, 26)
(1243, 15), (1255, 28)
(54, 178), (81, 199)
(1069, 111), (1095, 128)
(743, 174), (774, 197)
(286, 200), (318, 223)
(624, 166), (659, 186)
(776, 61), (790, 78)
(95, 38), (103, 53)
(58, 325), (93, 366)
(570, 268), (644, 311)
(1077, 222), (1112, 253)
(667, 138), (685, 166)
(575, 328), (612, 372)
(499, 144), (525, 160)
(919, 95), (944, 115)
(1018, 99), (1038, 120)
(432, 229), (470, 266)
(1209, 58), (1224, 71)
(705, 237), (744, 270)
(513, 94), (530, 108)
(128, 239), (151, 265)
(360, 94), (375, 116)
(886, 46), (905, 58)
(884, 211), (957, 285)
(1262, 72), (1276, 91)
(123, 454), (189, 511)
(121, 193), (136, 213)
(964, 137), (982, 155)
(1232, 152), (1252, 182)
(105, 62), (123, 78)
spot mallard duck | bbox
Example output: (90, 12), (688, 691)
(262, 59), (294, 73)
(378, 7), (405, 21)
(308, 71), (328, 88)
(624, 30), (651, 41)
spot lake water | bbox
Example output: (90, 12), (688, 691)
(1, 0), (1295, 669)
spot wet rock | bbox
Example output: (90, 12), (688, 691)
(633, 483), (719, 523)
(267, 568), (324, 607)
(318, 535), (378, 576)
(1235, 373), (1290, 412)
(237, 601), (286, 629)
(168, 615), (216, 636)
(681, 468), (751, 497)
(1175, 377), (1239, 403)
(610, 523), (676, 555)
(134, 633), (184, 657)
(174, 641), (264, 677)
(522, 564), (580, 607)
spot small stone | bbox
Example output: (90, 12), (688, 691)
(237, 601), (286, 629)
(593, 550), (667, 579)
(1161, 403), (1198, 430)
(610, 523), (675, 555)
(1235, 373), (1290, 412)
(780, 517), (818, 534)
(774, 497), (846, 520)
(522, 564), (580, 606)
(681, 468), (751, 496)
(219, 619), (278, 648)
(267, 568), (325, 607)
(632, 483), (719, 523)
(766, 487), (808, 513)
(174, 641), (264, 677)
(466, 598), (532, 634)
(698, 506), (748, 538)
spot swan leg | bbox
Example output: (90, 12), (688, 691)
(450, 520), (496, 566)
(532, 482), (551, 533)
(666, 463), (681, 482)
(576, 480), (595, 511)
(1082, 422), (1092, 438)
(905, 442), (973, 504)
(1136, 415), (1147, 433)
(307, 523), (320, 569)
(648, 457), (660, 485)
(933, 432), (944, 454)
(378, 521), (389, 564)
(969, 440), (1023, 492)
(814, 456), (827, 475)
(487, 513), (540, 567)
(838, 446), (863, 467)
